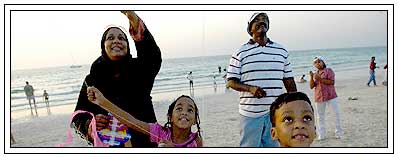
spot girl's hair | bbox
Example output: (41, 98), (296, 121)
(100, 26), (131, 60)
(164, 95), (201, 137)
(270, 92), (313, 127)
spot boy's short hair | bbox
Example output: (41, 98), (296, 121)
(270, 92), (313, 127)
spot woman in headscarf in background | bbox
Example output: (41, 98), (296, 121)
(309, 56), (344, 141)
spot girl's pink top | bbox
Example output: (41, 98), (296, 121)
(149, 123), (198, 147)
(313, 68), (338, 102)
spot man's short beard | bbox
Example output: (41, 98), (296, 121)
(259, 31), (267, 38)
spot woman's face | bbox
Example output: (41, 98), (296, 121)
(313, 59), (324, 70)
(104, 28), (128, 61)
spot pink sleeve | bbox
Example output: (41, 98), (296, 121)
(326, 68), (335, 81)
(149, 123), (162, 143)
(128, 17), (146, 42)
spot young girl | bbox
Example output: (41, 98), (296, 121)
(270, 92), (316, 147)
(309, 56), (344, 140)
(87, 87), (203, 147)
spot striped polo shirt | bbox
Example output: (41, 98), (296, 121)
(227, 39), (294, 118)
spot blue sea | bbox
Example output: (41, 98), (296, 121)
(10, 46), (387, 111)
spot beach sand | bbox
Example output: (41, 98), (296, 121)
(9, 67), (388, 148)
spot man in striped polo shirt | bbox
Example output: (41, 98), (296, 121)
(226, 12), (297, 147)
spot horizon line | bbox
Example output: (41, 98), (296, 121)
(11, 45), (386, 71)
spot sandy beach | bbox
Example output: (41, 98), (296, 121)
(9, 67), (388, 148)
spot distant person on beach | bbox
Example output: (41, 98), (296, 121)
(298, 74), (307, 83)
(222, 68), (227, 83)
(213, 73), (217, 92)
(309, 56), (344, 140)
(270, 92), (316, 147)
(72, 11), (161, 147)
(382, 64), (387, 86)
(24, 81), (38, 116)
(43, 90), (51, 114)
(367, 56), (379, 87)
(226, 12), (297, 147)
(187, 71), (194, 96)
(218, 66), (222, 73)
(11, 133), (16, 145)
(87, 87), (203, 147)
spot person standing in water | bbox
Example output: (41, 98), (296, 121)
(187, 71), (194, 96)
(43, 90), (51, 114)
(24, 81), (38, 116)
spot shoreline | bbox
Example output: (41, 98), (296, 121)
(9, 66), (388, 147)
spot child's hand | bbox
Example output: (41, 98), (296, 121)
(87, 87), (104, 105)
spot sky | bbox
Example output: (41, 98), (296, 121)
(10, 10), (387, 70)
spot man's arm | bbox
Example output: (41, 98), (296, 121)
(227, 78), (266, 98)
(282, 77), (297, 92)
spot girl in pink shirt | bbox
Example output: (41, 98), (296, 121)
(87, 87), (203, 147)
(309, 56), (344, 140)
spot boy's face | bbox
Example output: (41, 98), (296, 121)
(271, 100), (316, 147)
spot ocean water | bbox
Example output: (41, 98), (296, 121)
(10, 46), (387, 111)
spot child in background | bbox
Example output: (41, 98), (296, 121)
(298, 74), (307, 83)
(43, 90), (51, 114)
(270, 92), (316, 147)
(87, 87), (203, 147)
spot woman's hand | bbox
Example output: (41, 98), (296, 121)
(121, 11), (138, 23)
(158, 140), (175, 147)
(121, 11), (140, 32)
(95, 114), (109, 131)
(86, 114), (108, 141)
(314, 73), (322, 81)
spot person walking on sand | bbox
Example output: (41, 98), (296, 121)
(367, 56), (379, 87)
(309, 56), (344, 140)
(43, 90), (51, 114)
(24, 81), (38, 116)
(226, 12), (297, 147)
(11, 132), (16, 145)
(187, 71), (194, 96)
